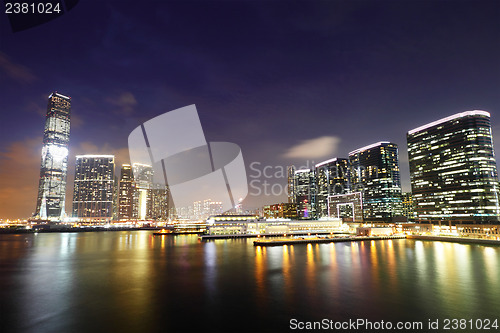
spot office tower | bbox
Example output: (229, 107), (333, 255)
(407, 110), (500, 223)
(132, 163), (153, 220)
(287, 165), (296, 203)
(150, 184), (169, 220)
(118, 164), (134, 220)
(315, 158), (350, 218)
(34, 92), (71, 220)
(292, 169), (317, 219)
(401, 192), (414, 221)
(328, 192), (363, 222)
(349, 142), (402, 222)
(72, 155), (115, 222)
(193, 201), (203, 219)
(263, 203), (298, 219)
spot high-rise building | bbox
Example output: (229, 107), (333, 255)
(315, 158), (350, 218)
(72, 155), (115, 222)
(263, 202), (298, 219)
(328, 192), (363, 222)
(401, 192), (414, 221)
(132, 163), (153, 220)
(34, 92), (71, 220)
(292, 169), (316, 219)
(349, 142), (402, 221)
(150, 184), (169, 221)
(287, 165), (296, 203)
(118, 164), (134, 220)
(407, 110), (500, 223)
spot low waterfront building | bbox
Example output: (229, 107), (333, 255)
(397, 223), (433, 234)
(205, 217), (342, 236)
(356, 227), (394, 236)
(458, 224), (500, 239)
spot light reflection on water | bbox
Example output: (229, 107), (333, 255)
(0, 232), (499, 333)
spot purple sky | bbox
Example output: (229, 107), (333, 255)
(1, 0), (499, 219)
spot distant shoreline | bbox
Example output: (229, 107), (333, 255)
(406, 235), (500, 246)
(0, 227), (162, 234)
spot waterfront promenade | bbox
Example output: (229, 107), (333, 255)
(407, 235), (500, 246)
(253, 235), (406, 246)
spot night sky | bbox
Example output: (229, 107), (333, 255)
(1, 0), (499, 219)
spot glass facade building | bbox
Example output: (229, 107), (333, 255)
(72, 155), (115, 221)
(407, 110), (500, 223)
(150, 184), (169, 221)
(34, 92), (71, 220)
(287, 165), (296, 204)
(401, 192), (415, 221)
(118, 164), (135, 220)
(291, 169), (316, 219)
(315, 158), (350, 218)
(349, 142), (402, 221)
(328, 192), (363, 222)
(132, 163), (154, 220)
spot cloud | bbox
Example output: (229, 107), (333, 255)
(0, 52), (37, 83)
(106, 91), (137, 116)
(282, 136), (341, 159)
(25, 101), (46, 117)
(71, 113), (85, 128)
(0, 137), (42, 219)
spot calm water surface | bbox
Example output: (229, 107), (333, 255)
(0, 231), (499, 332)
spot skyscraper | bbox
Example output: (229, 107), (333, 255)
(349, 142), (402, 222)
(315, 158), (350, 218)
(407, 110), (500, 223)
(150, 184), (169, 221)
(287, 165), (296, 204)
(118, 164), (135, 220)
(72, 155), (115, 222)
(401, 192), (415, 221)
(132, 163), (153, 220)
(292, 169), (316, 219)
(34, 92), (71, 220)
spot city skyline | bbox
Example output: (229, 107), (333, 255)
(3, 91), (500, 221)
(1, 0), (499, 219)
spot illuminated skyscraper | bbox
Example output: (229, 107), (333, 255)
(401, 192), (415, 221)
(132, 163), (153, 220)
(34, 92), (71, 220)
(150, 184), (169, 220)
(118, 164), (134, 220)
(72, 155), (115, 222)
(407, 110), (500, 223)
(292, 169), (316, 219)
(315, 158), (350, 218)
(349, 142), (402, 221)
(287, 165), (296, 204)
